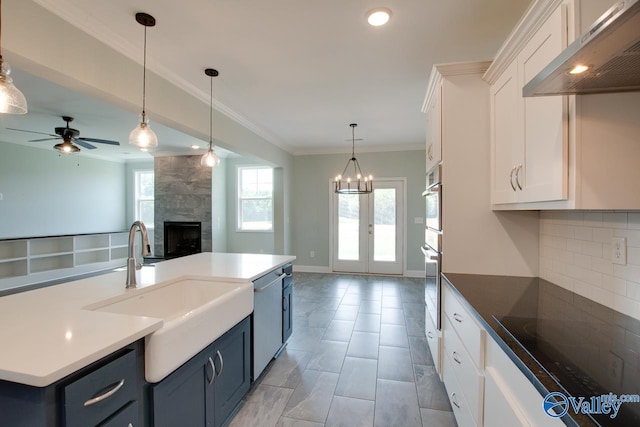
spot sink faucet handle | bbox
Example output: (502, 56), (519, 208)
(136, 262), (143, 271)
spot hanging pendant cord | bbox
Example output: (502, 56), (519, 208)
(209, 75), (213, 149)
(141, 25), (147, 116)
(0, 0), (4, 61)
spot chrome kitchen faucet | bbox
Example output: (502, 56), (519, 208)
(126, 221), (152, 288)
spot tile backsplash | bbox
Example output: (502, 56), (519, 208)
(540, 211), (640, 320)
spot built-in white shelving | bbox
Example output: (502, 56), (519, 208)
(0, 232), (130, 293)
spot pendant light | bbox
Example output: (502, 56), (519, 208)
(129, 12), (158, 149)
(201, 68), (220, 167)
(334, 123), (373, 194)
(0, 0), (27, 114)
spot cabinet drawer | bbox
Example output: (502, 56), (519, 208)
(98, 401), (138, 427)
(425, 305), (441, 376)
(64, 350), (137, 427)
(442, 350), (476, 427)
(484, 368), (530, 427)
(442, 316), (484, 425)
(443, 284), (483, 368)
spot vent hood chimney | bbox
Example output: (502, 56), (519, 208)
(523, 0), (640, 97)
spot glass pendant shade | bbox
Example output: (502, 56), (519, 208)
(129, 113), (158, 148)
(201, 143), (220, 167)
(0, 59), (27, 114)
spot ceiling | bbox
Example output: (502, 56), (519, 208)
(2, 0), (532, 161)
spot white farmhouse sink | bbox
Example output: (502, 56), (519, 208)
(88, 278), (253, 383)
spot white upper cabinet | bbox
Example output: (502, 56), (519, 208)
(490, 4), (568, 205)
(424, 80), (442, 173)
(485, 0), (640, 210)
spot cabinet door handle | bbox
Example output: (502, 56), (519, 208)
(509, 166), (517, 191)
(428, 144), (433, 160)
(83, 379), (125, 407)
(452, 351), (462, 364)
(427, 331), (434, 339)
(216, 350), (224, 377)
(283, 295), (288, 311)
(453, 313), (463, 323)
(516, 164), (523, 190)
(207, 356), (216, 385)
(451, 392), (461, 409)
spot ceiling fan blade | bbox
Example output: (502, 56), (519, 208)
(78, 137), (120, 146)
(7, 128), (58, 138)
(28, 137), (61, 142)
(73, 139), (97, 150)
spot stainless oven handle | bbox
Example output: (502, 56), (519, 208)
(421, 183), (441, 197)
(421, 246), (439, 261)
(254, 273), (287, 292)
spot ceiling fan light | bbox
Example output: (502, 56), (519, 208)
(129, 115), (158, 148)
(54, 140), (80, 154)
(0, 60), (27, 115)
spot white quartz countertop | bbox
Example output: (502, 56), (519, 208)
(0, 252), (295, 387)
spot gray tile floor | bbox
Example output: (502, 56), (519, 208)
(229, 273), (457, 427)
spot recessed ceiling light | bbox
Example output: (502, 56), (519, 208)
(367, 8), (392, 27)
(191, 145), (200, 149)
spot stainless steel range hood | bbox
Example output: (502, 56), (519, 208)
(523, 0), (640, 97)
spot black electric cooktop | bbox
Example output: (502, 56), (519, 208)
(442, 273), (640, 427)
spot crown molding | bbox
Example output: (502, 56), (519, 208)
(34, 0), (293, 154)
(482, 0), (564, 84)
(293, 143), (425, 156)
(422, 60), (492, 112)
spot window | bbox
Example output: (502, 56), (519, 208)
(135, 170), (154, 228)
(238, 166), (273, 231)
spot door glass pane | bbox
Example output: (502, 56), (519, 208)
(374, 188), (396, 262)
(338, 194), (359, 260)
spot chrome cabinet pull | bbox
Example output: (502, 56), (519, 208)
(452, 351), (461, 364)
(216, 350), (224, 377)
(453, 313), (463, 323)
(283, 296), (288, 311)
(427, 331), (434, 339)
(509, 166), (517, 191)
(451, 392), (461, 409)
(207, 356), (216, 385)
(428, 144), (433, 160)
(516, 164), (523, 190)
(83, 379), (125, 407)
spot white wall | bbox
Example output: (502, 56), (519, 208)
(0, 142), (126, 238)
(540, 211), (640, 320)
(212, 158), (228, 252)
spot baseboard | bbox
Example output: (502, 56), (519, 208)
(294, 265), (424, 278)
(404, 270), (424, 278)
(292, 265), (332, 273)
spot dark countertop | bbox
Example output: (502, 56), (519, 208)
(442, 273), (640, 427)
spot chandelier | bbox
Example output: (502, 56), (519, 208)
(334, 123), (372, 194)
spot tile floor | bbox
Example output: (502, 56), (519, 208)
(229, 273), (457, 427)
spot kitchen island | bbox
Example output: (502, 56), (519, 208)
(0, 252), (295, 426)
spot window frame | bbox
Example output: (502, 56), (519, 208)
(134, 169), (154, 229)
(236, 166), (274, 232)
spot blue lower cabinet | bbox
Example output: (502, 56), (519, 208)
(150, 316), (251, 427)
(0, 341), (143, 427)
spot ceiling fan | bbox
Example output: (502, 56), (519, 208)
(7, 116), (120, 153)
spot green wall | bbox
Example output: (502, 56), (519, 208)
(292, 149), (426, 273)
(0, 142), (126, 239)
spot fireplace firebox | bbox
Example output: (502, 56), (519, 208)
(164, 221), (202, 259)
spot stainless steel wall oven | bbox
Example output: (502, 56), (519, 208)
(422, 164), (442, 330)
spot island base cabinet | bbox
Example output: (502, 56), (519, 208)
(150, 316), (251, 427)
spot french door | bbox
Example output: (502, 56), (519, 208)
(332, 180), (404, 275)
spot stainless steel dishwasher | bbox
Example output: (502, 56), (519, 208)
(252, 268), (286, 380)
